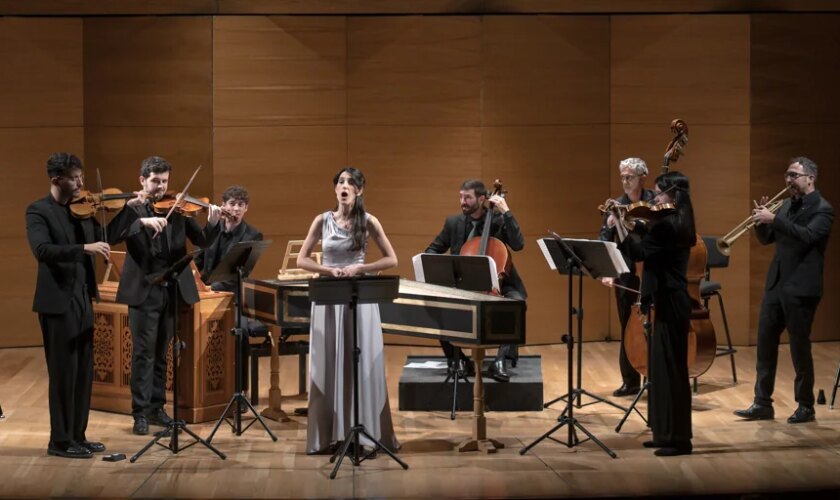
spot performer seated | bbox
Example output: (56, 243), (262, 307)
(296, 167), (400, 455)
(425, 179), (526, 383)
(599, 157), (656, 397)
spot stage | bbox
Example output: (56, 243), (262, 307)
(1, 342), (839, 498)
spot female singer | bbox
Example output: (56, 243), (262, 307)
(620, 171), (696, 456)
(297, 167), (400, 455)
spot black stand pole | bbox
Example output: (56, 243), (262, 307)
(543, 267), (627, 414)
(207, 266), (278, 443)
(615, 305), (653, 432)
(520, 259), (617, 459)
(131, 269), (226, 462)
(442, 358), (470, 421)
(329, 281), (409, 479)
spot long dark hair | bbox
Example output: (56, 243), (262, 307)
(333, 167), (368, 251)
(655, 171), (696, 247)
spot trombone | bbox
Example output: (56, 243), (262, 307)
(715, 187), (788, 256)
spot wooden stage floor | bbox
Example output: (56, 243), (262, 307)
(1, 341), (839, 498)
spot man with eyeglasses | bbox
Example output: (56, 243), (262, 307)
(599, 158), (656, 397)
(735, 157), (834, 424)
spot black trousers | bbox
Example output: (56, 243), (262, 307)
(649, 290), (692, 444)
(38, 289), (93, 446)
(128, 285), (172, 418)
(440, 289), (524, 365)
(754, 288), (820, 408)
(615, 274), (642, 388)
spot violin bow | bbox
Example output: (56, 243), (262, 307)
(96, 167), (108, 244)
(165, 164), (202, 221)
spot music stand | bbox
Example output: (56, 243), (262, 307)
(206, 240), (278, 443)
(520, 235), (625, 459)
(131, 249), (227, 462)
(308, 276), (409, 479)
(412, 253), (499, 420)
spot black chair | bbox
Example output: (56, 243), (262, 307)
(698, 236), (738, 385)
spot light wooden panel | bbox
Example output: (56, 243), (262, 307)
(0, 18), (83, 128)
(482, 125), (611, 236)
(348, 126), (482, 239)
(213, 16), (347, 127)
(482, 15), (610, 125)
(347, 16), (482, 126)
(83, 17), (212, 127)
(213, 126), (347, 237)
(611, 14), (750, 125)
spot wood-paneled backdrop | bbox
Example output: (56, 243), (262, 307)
(2, 13), (838, 349)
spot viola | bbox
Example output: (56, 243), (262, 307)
(151, 192), (234, 220)
(459, 179), (513, 291)
(69, 188), (138, 219)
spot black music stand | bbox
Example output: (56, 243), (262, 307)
(308, 276), (409, 479)
(131, 249), (226, 462)
(615, 304), (653, 432)
(414, 253), (499, 419)
(520, 235), (624, 459)
(206, 240), (278, 444)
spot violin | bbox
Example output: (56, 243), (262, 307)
(460, 179), (513, 290)
(69, 188), (138, 219)
(151, 192), (234, 220)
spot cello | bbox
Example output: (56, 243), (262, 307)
(460, 179), (513, 292)
(623, 119), (718, 379)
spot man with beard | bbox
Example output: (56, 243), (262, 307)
(117, 156), (222, 435)
(425, 179), (526, 382)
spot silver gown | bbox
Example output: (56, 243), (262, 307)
(306, 211), (399, 453)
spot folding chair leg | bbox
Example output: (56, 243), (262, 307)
(716, 292), (737, 384)
(830, 360), (840, 410)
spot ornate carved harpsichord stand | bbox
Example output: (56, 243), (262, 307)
(90, 252), (236, 423)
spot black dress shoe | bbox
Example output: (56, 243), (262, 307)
(459, 358), (476, 377)
(787, 405), (816, 424)
(488, 359), (511, 383)
(47, 443), (93, 459)
(733, 403), (775, 420)
(79, 440), (106, 453)
(147, 408), (173, 427)
(613, 384), (641, 397)
(133, 416), (149, 435)
(642, 440), (672, 448)
(654, 442), (692, 457)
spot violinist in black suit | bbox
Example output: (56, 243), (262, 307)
(116, 156), (222, 435)
(735, 157), (834, 424)
(26, 153), (143, 458)
(425, 179), (526, 382)
(599, 157), (657, 397)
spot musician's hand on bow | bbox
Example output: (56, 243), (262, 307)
(600, 277), (614, 287)
(488, 194), (509, 214)
(341, 264), (365, 277)
(207, 204), (222, 226)
(141, 217), (168, 237)
(84, 241), (111, 260)
(606, 213), (617, 228)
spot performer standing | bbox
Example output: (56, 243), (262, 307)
(297, 167), (400, 455)
(425, 179), (526, 382)
(734, 157), (833, 424)
(620, 171), (696, 456)
(116, 156), (222, 435)
(26, 153), (142, 458)
(599, 158), (656, 397)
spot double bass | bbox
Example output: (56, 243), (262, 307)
(460, 179), (513, 292)
(623, 119), (718, 379)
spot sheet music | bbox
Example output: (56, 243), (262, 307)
(537, 238), (557, 270)
(411, 253), (501, 292)
(562, 238), (630, 275)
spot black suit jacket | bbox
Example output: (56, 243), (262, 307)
(195, 221), (263, 292)
(116, 204), (221, 306)
(425, 211), (527, 298)
(26, 194), (138, 314)
(755, 190), (834, 297)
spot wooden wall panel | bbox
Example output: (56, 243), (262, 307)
(482, 15), (610, 125)
(611, 15), (750, 125)
(83, 17), (212, 127)
(347, 16), (482, 126)
(213, 16), (347, 127)
(0, 18), (84, 348)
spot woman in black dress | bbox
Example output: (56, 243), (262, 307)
(621, 170), (696, 457)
